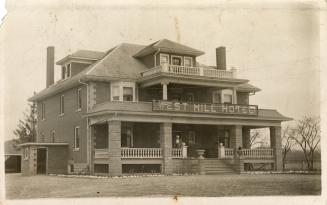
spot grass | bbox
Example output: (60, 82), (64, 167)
(5, 173), (321, 199)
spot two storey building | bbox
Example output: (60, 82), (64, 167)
(19, 39), (291, 176)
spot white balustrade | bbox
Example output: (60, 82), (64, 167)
(239, 149), (274, 159)
(140, 64), (235, 79)
(224, 148), (234, 158)
(121, 148), (162, 158)
(172, 148), (182, 158)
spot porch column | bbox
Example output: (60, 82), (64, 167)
(108, 121), (122, 176)
(242, 127), (251, 149)
(160, 122), (173, 174)
(270, 126), (282, 171)
(90, 125), (95, 175)
(232, 87), (237, 104)
(161, 82), (169, 100)
(230, 125), (243, 149)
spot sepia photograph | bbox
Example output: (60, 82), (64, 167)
(0, 0), (325, 204)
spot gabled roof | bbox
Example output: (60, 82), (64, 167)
(133, 39), (205, 57)
(56, 50), (106, 65)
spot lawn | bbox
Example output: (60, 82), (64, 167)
(5, 173), (321, 199)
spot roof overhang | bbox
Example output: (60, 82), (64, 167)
(137, 73), (249, 88)
(56, 56), (99, 65)
(16, 142), (69, 147)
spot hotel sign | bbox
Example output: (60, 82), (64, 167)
(152, 100), (258, 116)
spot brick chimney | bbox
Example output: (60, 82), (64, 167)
(46, 46), (55, 88)
(216, 47), (226, 70)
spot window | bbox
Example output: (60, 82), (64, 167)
(223, 94), (233, 104)
(123, 87), (133, 101)
(51, 130), (55, 142)
(24, 148), (28, 160)
(77, 88), (82, 110)
(112, 86), (120, 101)
(212, 91), (221, 104)
(172, 56), (182, 66)
(188, 131), (196, 144)
(160, 54), (169, 65)
(60, 95), (64, 115)
(41, 102), (45, 120)
(41, 132), (45, 142)
(186, 93), (194, 103)
(66, 64), (71, 78)
(184, 57), (192, 67)
(61, 66), (66, 79)
(121, 125), (133, 147)
(74, 126), (80, 150)
(111, 82), (135, 102)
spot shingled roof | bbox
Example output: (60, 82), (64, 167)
(29, 39), (261, 101)
(56, 50), (106, 65)
(133, 39), (205, 57)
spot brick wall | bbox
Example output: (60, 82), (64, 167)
(95, 82), (111, 105)
(47, 146), (69, 174)
(36, 85), (88, 163)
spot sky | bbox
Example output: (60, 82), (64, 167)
(0, 0), (322, 141)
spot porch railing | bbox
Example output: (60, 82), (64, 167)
(239, 149), (274, 159)
(140, 64), (235, 79)
(224, 148), (234, 158)
(172, 148), (183, 158)
(121, 148), (162, 158)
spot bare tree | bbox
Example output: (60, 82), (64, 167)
(250, 129), (269, 148)
(281, 125), (295, 171)
(291, 117), (320, 170)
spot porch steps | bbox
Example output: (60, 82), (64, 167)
(200, 159), (236, 175)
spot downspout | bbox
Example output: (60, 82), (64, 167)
(78, 78), (91, 174)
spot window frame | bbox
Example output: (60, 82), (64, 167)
(77, 88), (82, 111)
(61, 66), (66, 79)
(110, 82), (136, 102)
(160, 53), (169, 65)
(51, 130), (55, 143)
(183, 56), (193, 67)
(60, 95), (65, 116)
(171, 55), (183, 66)
(123, 87), (134, 102)
(74, 126), (80, 151)
(66, 63), (71, 78)
(24, 148), (28, 160)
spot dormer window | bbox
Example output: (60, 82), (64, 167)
(171, 56), (182, 66)
(61, 66), (66, 79)
(160, 54), (169, 65)
(66, 64), (71, 78)
(61, 64), (71, 79)
(184, 57), (192, 67)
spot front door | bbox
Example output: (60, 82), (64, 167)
(37, 148), (47, 174)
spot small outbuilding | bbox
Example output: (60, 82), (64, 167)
(5, 140), (21, 173)
(16, 143), (69, 176)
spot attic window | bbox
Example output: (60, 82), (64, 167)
(67, 64), (71, 78)
(61, 66), (66, 79)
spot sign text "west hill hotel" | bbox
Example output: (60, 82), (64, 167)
(152, 100), (258, 116)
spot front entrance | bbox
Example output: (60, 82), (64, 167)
(37, 148), (47, 174)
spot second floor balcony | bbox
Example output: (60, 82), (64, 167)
(140, 63), (236, 79)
